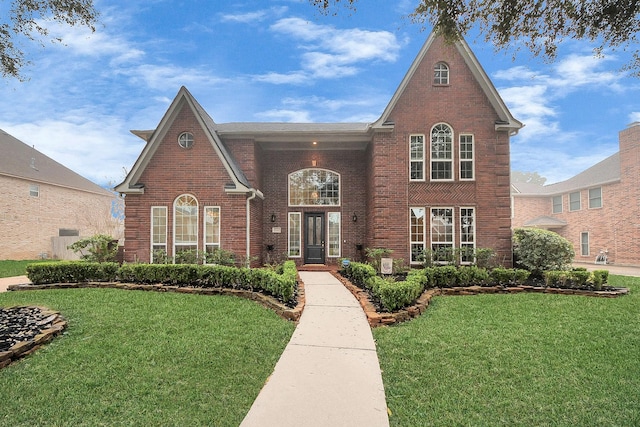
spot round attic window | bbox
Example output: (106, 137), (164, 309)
(178, 132), (194, 149)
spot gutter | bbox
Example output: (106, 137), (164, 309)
(245, 190), (258, 267)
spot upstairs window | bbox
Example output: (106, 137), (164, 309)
(29, 184), (39, 197)
(552, 195), (563, 213)
(289, 169), (340, 206)
(410, 134), (425, 181)
(434, 62), (449, 85)
(459, 134), (474, 180)
(431, 124), (453, 181)
(569, 191), (581, 211)
(589, 187), (602, 208)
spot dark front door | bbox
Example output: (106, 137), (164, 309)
(304, 212), (325, 264)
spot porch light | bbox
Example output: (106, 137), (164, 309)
(352, 212), (357, 222)
(270, 213), (276, 222)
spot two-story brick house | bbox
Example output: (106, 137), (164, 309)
(1, 129), (118, 260)
(512, 122), (640, 266)
(116, 33), (522, 267)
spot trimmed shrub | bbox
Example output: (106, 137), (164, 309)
(513, 228), (575, 274)
(489, 267), (531, 286)
(27, 262), (119, 284)
(377, 274), (425, 312)
(457, 266), (489, 286)
(342, 262), (377, 289)
(431, 265), (459, 287)
(592, 270), (609, 290)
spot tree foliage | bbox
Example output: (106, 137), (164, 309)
(310, 0), (640, 75)
(1, 0), (99, 79)
(68, 234), (118, 263)
(511, 171), (547, 185)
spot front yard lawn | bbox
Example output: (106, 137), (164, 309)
(0, 260), (43, 278)
(374, 274), (640, 426)
(0, 288), (295, 426)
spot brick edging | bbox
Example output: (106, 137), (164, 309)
(8, 278), (306, 322)
(0, 306), (67, 369)
(331, 272), (629, 328)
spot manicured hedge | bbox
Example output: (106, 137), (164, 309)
(544, 268), (609, 290)
(26, 261), (298, 304)
(26, 262), (119, 284)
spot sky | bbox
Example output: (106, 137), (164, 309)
(1, 0), (639, 187)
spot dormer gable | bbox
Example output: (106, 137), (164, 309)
(115, 87), (257, 196)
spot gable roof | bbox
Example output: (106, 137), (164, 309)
(0, 129), (112, 196)
(372, 32), (523, 134)
(512, 152), (620, 196)
(115, 87), (256, 195)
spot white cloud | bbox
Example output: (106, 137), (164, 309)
(220, 11), (269, 23)
(629, 112), (640, 124)
(256, 17), (401, 83)
(256, 109), (312, 122)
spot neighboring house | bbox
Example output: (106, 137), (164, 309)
(116, 33), (522, 267)
(512, 122), (640, 265)
(0, 129), (118, 260)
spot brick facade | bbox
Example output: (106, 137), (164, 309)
(512, 123), (640, 266)
(118, 33), (520, 268)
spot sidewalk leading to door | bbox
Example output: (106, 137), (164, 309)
(240, 271), (390, 427)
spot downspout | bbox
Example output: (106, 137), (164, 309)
(246, 190), (258, 267)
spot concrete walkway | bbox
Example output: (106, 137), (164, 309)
(240, 271), (390, 427)
(0, 275), (30, 293)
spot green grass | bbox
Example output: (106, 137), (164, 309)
(0, 289), (295, 426)
(0, 260), (43, 278)
(374, 275), (640, 426)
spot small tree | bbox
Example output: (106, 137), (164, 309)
(68, 234), (118, 263)
(513, 228), (574, 275)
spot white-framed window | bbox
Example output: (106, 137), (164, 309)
(460, 208), (475, 264)
(151, 206), (167, 262)
(410, 134), (425, 181)
(459, 134), (474, 180)
(174, 194), (198, 256)
(431, 207), (454, 263)
(589, 187), (602, 209)
(569, 191), (581, 211)
(581, 232), (590, 256)
(178, 132), (194, 149)
(204, 206), (220, 259)
(431, 124), (453, 181)
(552, 195), (563, 214)
(410, 207), (426, 264)
(288, 212), (302, 257)
(29, 184), (39, 197)
(327, 212), (341, 257)
(289, 169), (340, 206)
(434, 62), (449, 85)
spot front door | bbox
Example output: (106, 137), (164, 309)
(304, 212), (325, 264)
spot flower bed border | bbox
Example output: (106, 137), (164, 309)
(0, 306), (67, 369)
(333, 272), (629, 328)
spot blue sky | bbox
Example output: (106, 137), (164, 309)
(1, 0), (638, 187)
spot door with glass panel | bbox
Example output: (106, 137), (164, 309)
(304, 212), (325, 264)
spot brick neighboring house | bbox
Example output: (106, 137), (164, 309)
(116, 33), (522, 267)
(512, 122), (640, 266)
(0, 129), (118, 260)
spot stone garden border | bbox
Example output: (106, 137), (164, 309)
(0, 306), (67, 369)
(333, 272), (629, 328)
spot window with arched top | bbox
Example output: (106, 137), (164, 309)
(288, 169), (340, 206)
(431, 123), (453, 180)
(434, 62), (449, 85)
(174, 194), (198, 256)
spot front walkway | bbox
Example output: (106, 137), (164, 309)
(240, 271), (389, 427)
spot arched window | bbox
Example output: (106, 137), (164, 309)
(434, 62), (449, 85)
(431, 123), (453, 180)
(174, 194), (198, 256)
(288, 169), (340, 206)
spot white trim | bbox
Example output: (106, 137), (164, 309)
(409, 134), (426, 182)
(430, 207), (455, 263)
(288, 212), (302, 258)
(430, 123), (454, 182)
(581, 231), (590, 257)
(173, 194), (199, 258)
(459, 207), (476, 265)
(288, 168), (341, 207)
(150, 206), (168, 263)
(459, 133), (475, 181)
(410, 207), (426, 265)
(203, 206), (221, 262)
(327, 212), (341, 258)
